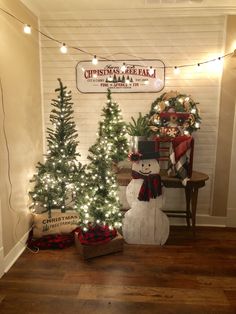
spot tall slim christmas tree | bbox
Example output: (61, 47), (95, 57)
(29, 79), (85, 217)
(75, 91), (125, 232)
(76, 133), (123, 232)
(100, 89), (128, 164)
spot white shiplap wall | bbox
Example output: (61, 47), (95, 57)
(40, 11), (225, 214)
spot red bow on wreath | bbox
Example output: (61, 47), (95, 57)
(132, 170), (162, 201)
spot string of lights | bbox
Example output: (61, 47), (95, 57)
(1, 6), (235, 74)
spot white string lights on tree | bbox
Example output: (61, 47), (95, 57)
(1, 6), (236, 72)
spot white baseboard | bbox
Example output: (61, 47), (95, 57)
(3, 230), (29, 274)
(169, 213), (227, 227)
(226, 208), (236, 227)
(0, 246), (4, 278)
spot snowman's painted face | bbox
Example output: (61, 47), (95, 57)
(132, 159), (160, 176)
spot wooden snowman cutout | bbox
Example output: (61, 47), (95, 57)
(123, 142), (169, 245)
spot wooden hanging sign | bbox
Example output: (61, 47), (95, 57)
(75, 59), (165, 93)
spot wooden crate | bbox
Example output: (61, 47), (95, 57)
(74, 232), (124, 259)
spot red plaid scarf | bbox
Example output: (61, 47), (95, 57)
(132, 170), (162, 201)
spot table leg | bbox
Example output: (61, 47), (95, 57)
(191, 187), (199, 236)
(185, 186), (192, 228)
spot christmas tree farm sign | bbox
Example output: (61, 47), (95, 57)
(76, 60), (165, 93)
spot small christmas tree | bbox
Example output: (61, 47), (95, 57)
(100, 89), (128, 164)
(29, 79), (85, 217)
(75, 126), (123, 232)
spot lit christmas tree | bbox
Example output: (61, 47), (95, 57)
(100, 89), (128, 164)
(29, 79), (85, 217)
(76, 137), (122, 231)
(75, 125), (123, 232)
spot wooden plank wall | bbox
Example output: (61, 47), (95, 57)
(40, 11), (225, 215)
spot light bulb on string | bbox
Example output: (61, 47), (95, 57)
(217, 56), (224, 67)
(92, 55), (98, 65)
(23, 24), (31, 34)
(60, 43), (68, 54)
(148, 66), (154, 75)
(196, 63), (202, 72)
(207, 55), (223, 73)
(173, 66), (180, 75)
(1, 7), (235, 75)
(120, 63), (126, 73)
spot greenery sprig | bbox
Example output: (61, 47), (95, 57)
(126, 113), (152, 137)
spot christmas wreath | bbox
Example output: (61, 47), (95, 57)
(148, 91), (201, 138)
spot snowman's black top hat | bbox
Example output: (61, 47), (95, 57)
(129, 140), (159, 161)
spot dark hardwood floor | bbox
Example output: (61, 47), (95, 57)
(0, 226), (236, 314)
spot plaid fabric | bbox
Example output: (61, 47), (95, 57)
(27, 228), (79, 250)
(132, 170), (162, 201)
(168, 136), (193, 184)
(77, 225), (117, 245)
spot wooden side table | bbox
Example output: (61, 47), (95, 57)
(117, 169), (209, 234)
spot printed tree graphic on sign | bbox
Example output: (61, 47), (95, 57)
(113, 74), (117, 83)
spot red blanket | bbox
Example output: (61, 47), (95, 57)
(168, 136), (194, 182)
(77, 225), (117, 245)
(27, 228), (78, 250)
(172, 136), (193, 161)
(28, 224), (118, 249)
